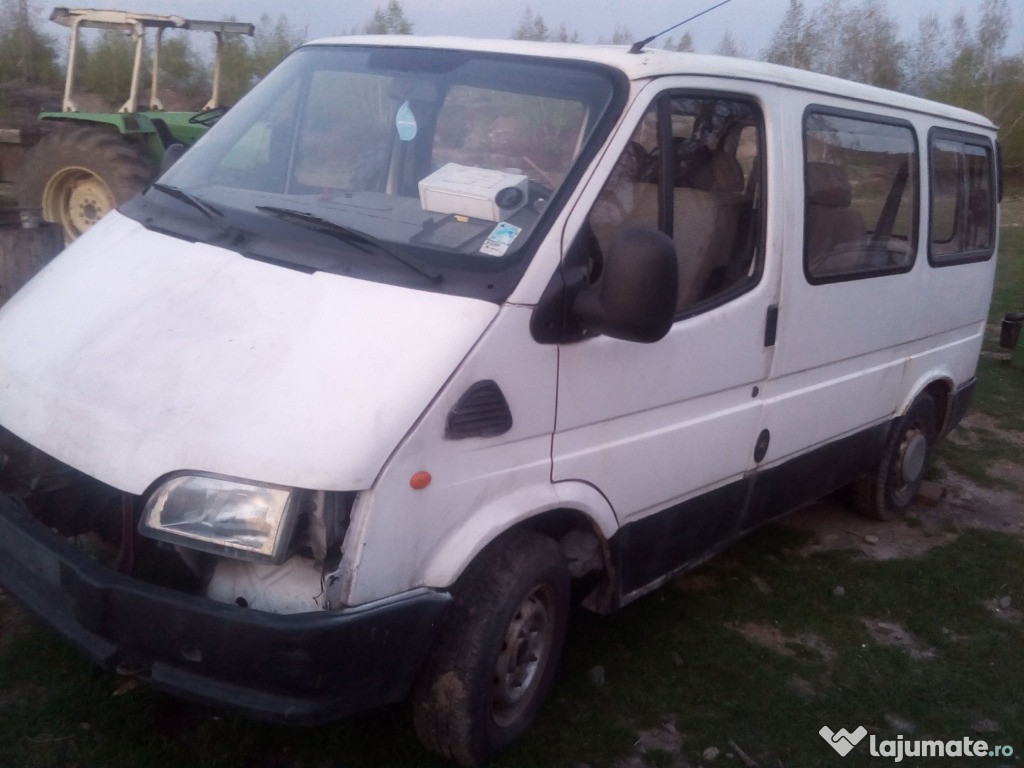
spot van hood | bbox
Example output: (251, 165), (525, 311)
(0, 213), (498, 493)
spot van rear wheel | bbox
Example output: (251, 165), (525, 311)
(854, 394), (938, 520)
(412, 529), (569, 767)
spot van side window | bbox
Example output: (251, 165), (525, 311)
(587, 94), (764, 316)
(928, 130), (996, 265)
(803, 109), (918, 283)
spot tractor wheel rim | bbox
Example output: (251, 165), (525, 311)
(43, 167), (115, 241)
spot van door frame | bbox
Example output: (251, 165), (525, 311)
(549, 77), (784, 601)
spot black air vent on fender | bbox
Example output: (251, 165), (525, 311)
(445, 380), (513, 439)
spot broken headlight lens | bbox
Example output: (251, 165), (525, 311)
(140, 475), (299, 563)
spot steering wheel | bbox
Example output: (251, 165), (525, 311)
(189, 106), (229, 127)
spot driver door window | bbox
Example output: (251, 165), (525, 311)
(588, 94), (764, 315)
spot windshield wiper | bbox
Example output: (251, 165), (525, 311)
(256, 205), (442, 283)
(150, 182), (223, 220)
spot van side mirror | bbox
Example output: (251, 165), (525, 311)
(572, 226), (678, 343)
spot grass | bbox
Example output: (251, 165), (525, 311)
(933, 214), (1024, 486)
(2, 528), (1022, 767)
(1, 207), (1022, 768)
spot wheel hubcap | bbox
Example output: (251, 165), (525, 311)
(491, 585), (555, 728)
(899, 430), (928, 485)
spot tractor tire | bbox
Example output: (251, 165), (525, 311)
(16, 125), (153, 243)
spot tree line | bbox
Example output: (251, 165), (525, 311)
(762, 0), (1023, 175)
(0, 1), (306, 108)
(1, 0), (1021, 176)
(510, 0), (1023, 175)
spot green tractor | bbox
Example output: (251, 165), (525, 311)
(17, 7), (254, 242)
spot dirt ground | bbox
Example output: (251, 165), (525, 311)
(614, 415), (1024, 768)
(2, 412), (1022, 768)
(784, 414), (1024, 563)
(785, 473), (1023, 562)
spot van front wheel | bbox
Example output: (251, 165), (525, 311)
(854, 394), (938, 520)
(412, 529), (569, 767)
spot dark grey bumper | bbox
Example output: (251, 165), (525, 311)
(0, 493), (450, 723)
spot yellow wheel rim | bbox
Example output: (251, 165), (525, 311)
(42, 167), (116, 242)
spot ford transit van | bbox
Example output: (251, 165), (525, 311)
(0, 37), (999, 765)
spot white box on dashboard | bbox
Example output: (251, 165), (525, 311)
(418, 163), (528, 222)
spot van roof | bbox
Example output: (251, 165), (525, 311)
(303, 35), (996, 131)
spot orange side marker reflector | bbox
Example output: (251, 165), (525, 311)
(410, 471), (432, 490)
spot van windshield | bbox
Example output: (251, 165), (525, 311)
(125, 45), (622, 301)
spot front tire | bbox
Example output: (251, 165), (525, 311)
(854, 394), (938, 520)
(17, 125), (153, 243)
(412, 529), (570, 767)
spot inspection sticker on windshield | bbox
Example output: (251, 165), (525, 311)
(479, 222), (521, 256)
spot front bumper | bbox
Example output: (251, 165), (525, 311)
(0, 493), (450, 723)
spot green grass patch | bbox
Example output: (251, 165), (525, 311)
(2, 212), (1022, 768)
(937, 217), (1024, 485)
(989, 226), (1024, 330)
(2, 527), (1022, 768)
(936, 412), (1022, 490)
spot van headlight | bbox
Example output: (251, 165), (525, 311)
(140, 474), (300, 563)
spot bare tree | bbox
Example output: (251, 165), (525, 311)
(364, 0), (413, 35)
(253, 13), (305, 77)
(610, 24), (633, 46)
(715, 31), (743, 58)
(0, 0), (59, 84)
(770, 0), (904, 88)
(905, 12), (948, 96)
(512, 8), (579, 43)
(551, 22), (579, 44)
(512, 7), (549, 41)
(663, 32), (695, 52)
(763, 0), (813, 69)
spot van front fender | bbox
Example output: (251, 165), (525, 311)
(418, 479), (619, 589)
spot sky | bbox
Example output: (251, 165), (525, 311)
(36, 0), (1024, 59)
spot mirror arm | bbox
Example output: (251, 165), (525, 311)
(530, 263), (590, 345)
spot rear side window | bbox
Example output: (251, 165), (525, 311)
(928, 130), (996, 265)
(803, 108), (918, 283)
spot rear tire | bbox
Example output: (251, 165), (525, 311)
(412, 529), (569, 767)
(853, 394), (938, 520)
(17, 125), (153, 243)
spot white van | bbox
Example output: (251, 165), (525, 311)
(0, 37), (999, 765)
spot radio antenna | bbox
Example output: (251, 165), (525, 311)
(629, 0), (735, 54)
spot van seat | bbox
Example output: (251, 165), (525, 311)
(589, 146), (750, 311)
(805, 162), (866, 276)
